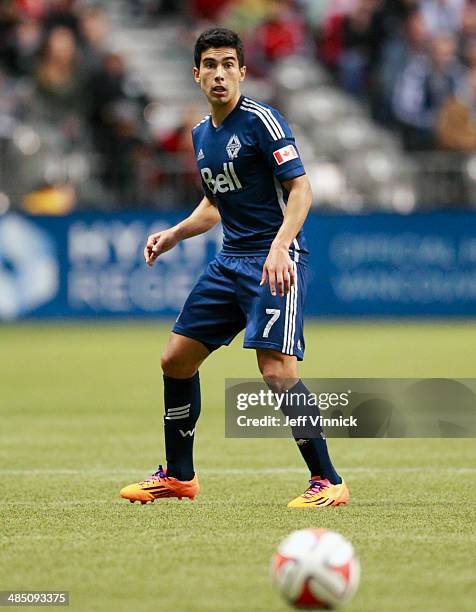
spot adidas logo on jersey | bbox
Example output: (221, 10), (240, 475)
(197, 148), (204, 161)
(201, 162), (242, 194)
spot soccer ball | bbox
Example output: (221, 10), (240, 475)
(270, 528), (360, 609)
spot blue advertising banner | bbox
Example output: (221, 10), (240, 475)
(0, 211), (475, 320)
(308, 213), (476, 316)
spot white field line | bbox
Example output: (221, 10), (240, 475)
(0, 467), (475, 476)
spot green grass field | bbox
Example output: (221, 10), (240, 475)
(1, 322), (476, 611)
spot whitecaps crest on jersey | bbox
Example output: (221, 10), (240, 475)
(226, 134), (241, 160)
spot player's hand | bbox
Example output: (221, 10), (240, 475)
(260, 244), (295, 296)
(144, 229), (179, 267)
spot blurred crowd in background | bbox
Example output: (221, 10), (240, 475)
(2, 0), (476, 213)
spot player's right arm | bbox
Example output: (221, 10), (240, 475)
(144, 195), (220, 267)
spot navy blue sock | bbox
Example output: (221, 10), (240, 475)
(286, 380), (341, 485)
(163, 373), (201, 481)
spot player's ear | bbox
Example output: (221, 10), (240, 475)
(239, 65), (246, 82)
(193, 66), (201, 84)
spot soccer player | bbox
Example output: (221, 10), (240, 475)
(120, 28), (349, 508)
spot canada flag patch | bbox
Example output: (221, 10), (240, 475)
(273, 145), (298, 165)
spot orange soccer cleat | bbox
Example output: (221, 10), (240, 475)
(120, 465), (199, 504)
(287, 477), (350, 508)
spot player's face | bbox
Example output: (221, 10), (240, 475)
(193, 47), (246, 108)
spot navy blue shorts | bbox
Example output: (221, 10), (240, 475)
(173, 253), (308, 360)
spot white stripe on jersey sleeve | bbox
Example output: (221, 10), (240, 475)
(240, 104), (280, 141)
(243, 98), (286, 139)
(192, 115), (210, 130)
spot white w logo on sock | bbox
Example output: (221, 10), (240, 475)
(179, 429), (195, 438)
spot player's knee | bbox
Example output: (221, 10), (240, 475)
(160, 350), (175, 375)
(260, 363), (288, 394)
(262, 373), (288, 394)
(258, 351), (298, 393)
(160, 349), (198, 378)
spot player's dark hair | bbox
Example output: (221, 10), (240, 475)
(194, 28), (244, 68)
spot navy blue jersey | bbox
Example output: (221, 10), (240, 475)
(192, 95), (308, 259)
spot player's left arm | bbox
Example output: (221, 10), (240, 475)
(260, 174), (312, 296)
